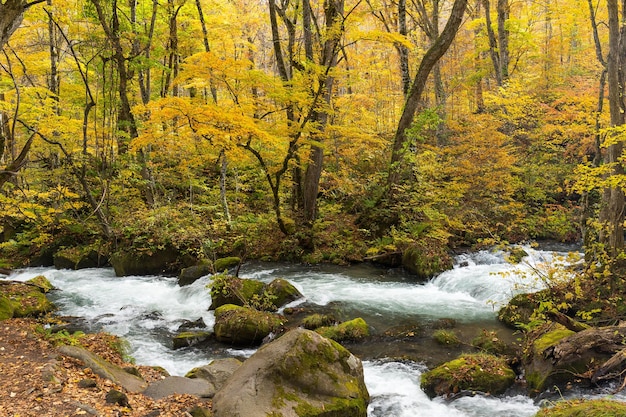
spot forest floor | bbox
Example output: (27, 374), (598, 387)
(0, 318), (211, 416)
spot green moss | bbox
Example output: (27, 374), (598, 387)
(27, 275), (54, 293)
(505, 246), (528, 264)
(316, 318), (370, 342)
(302, 314), (336, 330)
(11, 289), (54, 317)
(266, 278), (303, 308)
(209, 275), (266, 309)
(214, 303), (245, 319)
(471, 329), (515, 356)
(0, 295), (15, 320)
(421, 354), (515, 398)
(213, 257), (241, 272)
(533, 327), (575, 354)
(172, 331), (211, 349)
(535, 399), (626, 417)
(433, 329), (461, 347)
(213, 305), (284, 345)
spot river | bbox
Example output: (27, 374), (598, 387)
(6, 245), (609, 417)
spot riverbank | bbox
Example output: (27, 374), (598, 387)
(0, 317), (211, 416)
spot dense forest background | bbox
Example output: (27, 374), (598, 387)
(0, 0), (615, 275)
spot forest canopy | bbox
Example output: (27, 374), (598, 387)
(0, 0), (619, 275)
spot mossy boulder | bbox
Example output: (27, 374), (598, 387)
(420, 353), (515, 398)
(498, 290), (549, 329)
(535, 399), (626, 417)
(0, 295), (15, 320)
(433, 329), (461, 347)
(209, 275), (266, 310)
(213, 304), (284, 346)
(505, 246), (528, 264)
(172, 331), (212, 349)
(302, 313), (336, 330)
(209, 275), (302, 311)
(178, 260), (213, 286)
(471, 329), (516, 356)
(402, 242), (453, 281)
(54, 247), (108, 270)
(212, 328), (369, 417)
(265, 278), (303, 308)
(0, 282), (54, 318)
(315, 317), (370, 343)
(27, 275), (54, 293)
(110, 247), (179, 276)
(523, 324), (576, 393)
(213, 257), (241, 273)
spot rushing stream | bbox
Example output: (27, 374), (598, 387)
(4, 245), (593, 416)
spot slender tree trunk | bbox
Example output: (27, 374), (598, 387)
(388, 0), (468, 188)
(497, 0), (510, 80)
(398, 0), (411, 97)
(599, 0), (625, 257)
(302, 0), (344, 224)
(482, 0), (502, 85)
(91, 0), (138, 152)
(46, 0), (59, 113)
(195, 0), (218, 103)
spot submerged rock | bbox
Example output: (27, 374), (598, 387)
(212, 328), (369, 417)
(420, 353), (515, 398)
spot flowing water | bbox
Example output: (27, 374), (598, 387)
(4, 246), (587, 416)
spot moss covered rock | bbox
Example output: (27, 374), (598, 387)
(53, 246), (108, 270)
(213, 304), (284, 346)
(27, 275), (54, 293)
(505, 246), (528, 264)
(420, 353), (515, 398)
(172, 331), (212, 349)
(209, 275), (301, 311)
(535, 399), (626, 417)
(110, 248), (179, 276)
(315, 318), (370, 342)
(302, 313), (336, 330)
(0, 295), (15, 320)
(209, 275), (265, 310)
(0, 282), (54, 318)
(523, 324), (576, 393)
(212, 328), (369, 417)
(498, 290), (549, 329)
(266, 278), (303, 308)
(178, 260), (213, 286)
(213, 257), (241, 273)
(402, 242), (453, 281)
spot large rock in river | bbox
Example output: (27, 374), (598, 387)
(421, 353), (515, 398)
(209, 275), (302, 311)
(213, 304), (284, 346)
(212, 328), (369, 417)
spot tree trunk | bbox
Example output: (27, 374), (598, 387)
(496, 0), (510, 80)
(599, 0), (625, 257)
(91, 0), (138, 152)
(482, 0), (502, 85)
(0, 0), (45, 50)
(398, 0), (411, 97)
(301, 0), (343, 224)
(388, 0), (468, 188)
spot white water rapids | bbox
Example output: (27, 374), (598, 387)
(5, 246), (588, 416)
